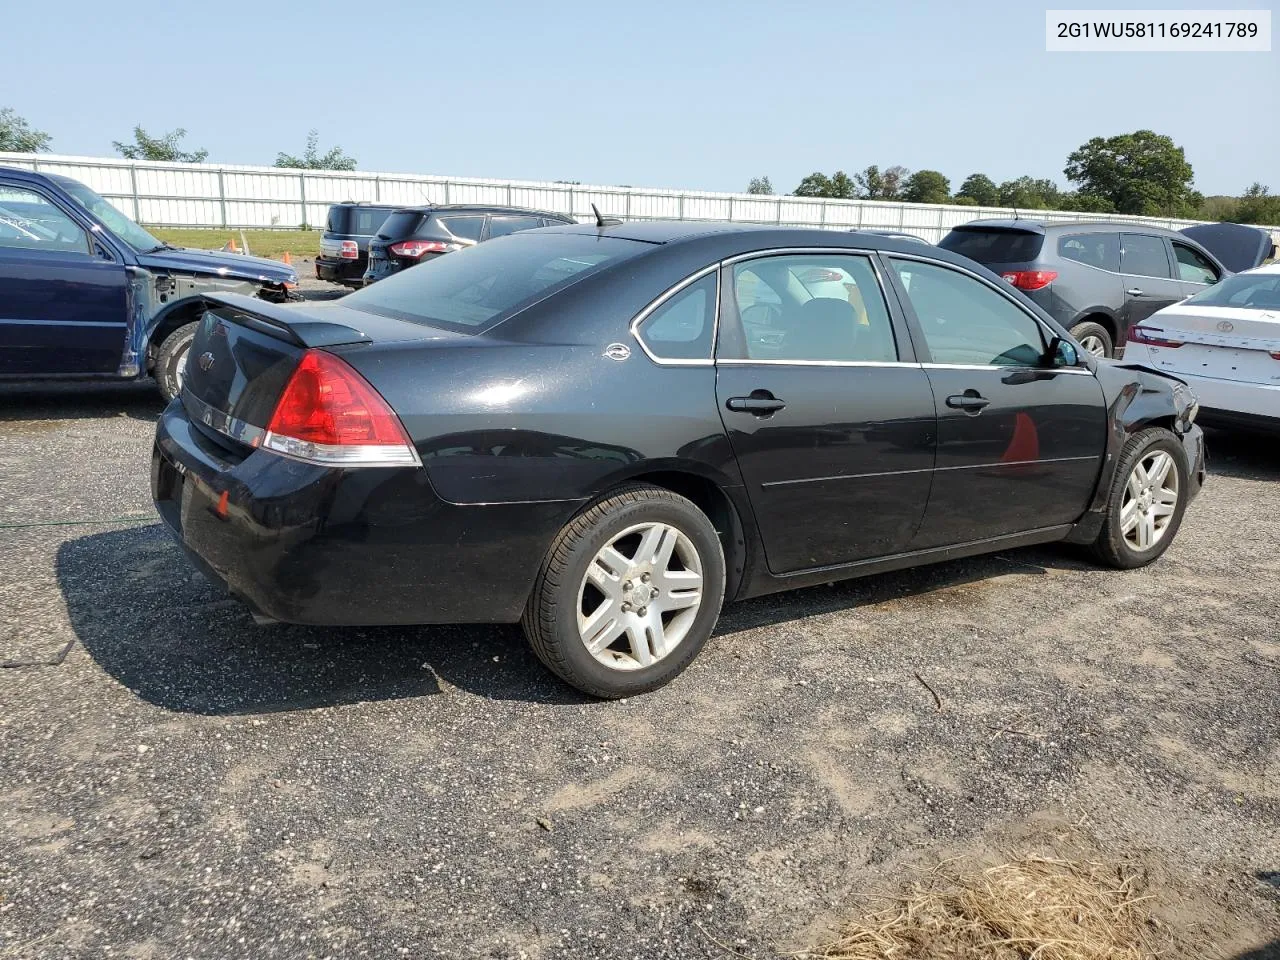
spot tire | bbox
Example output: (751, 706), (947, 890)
(522, 483), (726, 699)
(1070, 320), (1113, 359)
(154, 321), (198, 402)
(1090, 427), (1188, 569)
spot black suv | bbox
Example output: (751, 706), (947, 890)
(316, 203), (399, 288)
(364, 205), (576, 283)
(938, 220), (1248, 358)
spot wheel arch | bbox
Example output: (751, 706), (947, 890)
(144, 297), (206, 371)
(1068, 307), (1121, 346)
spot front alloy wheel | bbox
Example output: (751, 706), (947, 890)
(578, 522), (704, 670)
(1120, 450), (1179, 551)
(1091, 427), (1188, 569)
(523, 484), (726, 698)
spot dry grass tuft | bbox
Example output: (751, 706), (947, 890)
(804, 855), (1157, 960)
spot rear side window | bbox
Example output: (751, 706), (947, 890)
(1120, 234), (1171, 278)
(1172, 242), (1220, 284)
(488, 216), (543, 239)
(341, 233), (646, 333)
(435, 215), (484, 242)
(377, 210), (425, 238)
(636, 273), (717, 361)
(938, 229), (1044, 264)
(1058, 233), (1119, 272)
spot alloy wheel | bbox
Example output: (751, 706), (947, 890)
(174, 343), (190, 391)
(1121, 450), (1179, 551)
(1079, 334), (1108, 357)
(577, 521), (704, 671)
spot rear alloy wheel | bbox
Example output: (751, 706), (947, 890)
(1070, 321), (1113, 359)
(1091, 427), (1188, 569)
(523, 484), (725, 698)
(154, 321), (199, 402)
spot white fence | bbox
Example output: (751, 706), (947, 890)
(3, 152), (1276, 243)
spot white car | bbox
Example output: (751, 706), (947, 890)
(1126, 263), (1280, 432)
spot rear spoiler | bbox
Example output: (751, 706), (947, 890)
(202, 293), (371, 349)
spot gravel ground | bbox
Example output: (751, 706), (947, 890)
(1, 367), (1278, 958)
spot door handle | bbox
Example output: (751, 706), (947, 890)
(726, 393), (786, 415)
(945, 392), (990, 413)
(1126, 287), (1145, 297)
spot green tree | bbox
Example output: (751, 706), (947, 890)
(1058, 191), (1115, 213)
(1232, 183), (1280, 225)
(854, 165), (883, 199)
(956, 173), (999, 206)
(1064, 130), (1201, 216)
(0, 107), (51, 152)
(953, 196), (979, 206)
(275, 130), (356, 171)
(746, 176), (773, 195)
(792, 170), (856, 199)
(902, 169), (951, 204)
(998, 176), (1061, 210)
(880, 165), (909, 199)
(113, 126), (208, 163)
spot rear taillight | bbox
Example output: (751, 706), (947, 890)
(1128, 326), (1185, 349)
(339, 240), (358, 259)
(1271, 350), (1280, 361)
(389, 240), (455, 258)
(1000, 270), (1058, 291)
(263, 350), (420, 467)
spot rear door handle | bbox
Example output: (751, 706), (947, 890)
(945, 392), (990, 413)
(726, 394), (786, 415)
(1126, 287), (1145, 297)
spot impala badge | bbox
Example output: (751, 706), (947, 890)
(198, 351), (216, 371)
(604, 343), (631, 361)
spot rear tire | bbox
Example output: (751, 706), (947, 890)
(154, 322), (198, 402)
(1090, 427), (1188, 569)
(522, 484), (726, 699)
(1070, 320), (1113, 359)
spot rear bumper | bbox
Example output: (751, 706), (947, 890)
(151, 400), (578, 625)
(314, 256), (365, 286)
(1177, 371), (1280, 428)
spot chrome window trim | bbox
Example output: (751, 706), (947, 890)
(717, 358), (920, 368)
(628, 263), (720, 367)
(722, 245), (880, 265)
(884, 252), (1094, 375)
(182, 388), (267, 448)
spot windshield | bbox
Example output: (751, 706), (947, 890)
(939, 228), (1044, 264)
(56, 179), (162, 253)
(343, 232), (645, 334)
(1182, 271), (1280, 309)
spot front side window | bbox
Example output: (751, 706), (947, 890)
(635, 273), (716, 360)
(55, 178), (159, 253)
(1059, 233), (1120, 272)
(1172, 242), (1220, 284)
(0, 185), (90, 255)
(1120, 234), (1172, 278)
(488, 216), (544, 239)
(722, 254), (897, 363)
(889, 258), (1046, 366)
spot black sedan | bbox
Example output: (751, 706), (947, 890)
(152, 222), (1206, 698)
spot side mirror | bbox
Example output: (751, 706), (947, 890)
(1046, 336), (1080, 368)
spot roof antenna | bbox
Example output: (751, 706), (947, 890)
(591, 203), (607, 228)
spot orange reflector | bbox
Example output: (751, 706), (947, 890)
(215, 490), (229, 519)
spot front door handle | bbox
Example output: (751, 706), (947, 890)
(1126, 287), (1145, 297)
(946, 392), (990, 413)
(726, 393), (786, 415)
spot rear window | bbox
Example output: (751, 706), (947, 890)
(341, 232), (646, 334)
(326, 205), (396, 236)
(376, 211), (425, 239)
(1183, 272), (1280, 309)
(939, 229), (1044, 264)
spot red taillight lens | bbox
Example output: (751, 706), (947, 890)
(1128, 325), (1185, 348)
(389, 240), (451, 258)
(263, 350), (419, 466)
(339, 240), (359, 259)
(1000, 270), (1058, 291)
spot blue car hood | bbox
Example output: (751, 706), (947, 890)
(136, 247), (297, 284)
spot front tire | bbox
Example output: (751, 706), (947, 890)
(522, 484), (726, 698)
(1070, 320), (1113, 359)
(1090, 427), (1188, 569)
(154, 322), (198, 402)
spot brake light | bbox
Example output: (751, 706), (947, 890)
(263, 350), (420, 467)
(1000, 270), (1058, 291)
(339, 240), (358, 259)
(1271, 350), (1280, 361)
(389, 240), (453, 258)
(1128, 326), (1185, 348)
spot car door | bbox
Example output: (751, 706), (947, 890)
(883, 255), (1107, 548)
(1170, 239), (1223, 299)
(1119, 233), (1184, 328)
(713, 249), (936, 574)
(0, 181), (129, 376)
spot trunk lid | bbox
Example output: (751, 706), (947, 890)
(1178, 223), (1276, 274)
